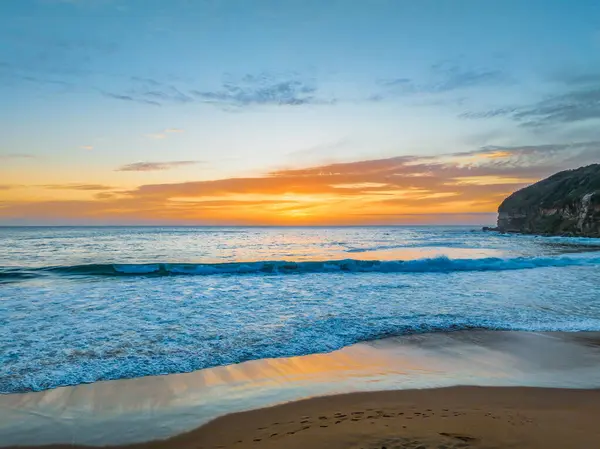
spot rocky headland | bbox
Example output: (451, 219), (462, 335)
(486, 164), (600, 237)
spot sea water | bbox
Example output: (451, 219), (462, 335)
(2, 226), (600, 393)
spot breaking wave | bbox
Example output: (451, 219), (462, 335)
(2, 253), (600, 281)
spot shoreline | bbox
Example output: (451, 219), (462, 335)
(3, 330), (600, 447)
(7, 386), (600, 449)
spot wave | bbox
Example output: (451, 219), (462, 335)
(0, 269), (39, 283)
(2, 253), (600, 280)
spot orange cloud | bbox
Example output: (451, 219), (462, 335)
(39, 184), (116, 191)
(0, 146), (575, 225)
(445, 176), (539, 186)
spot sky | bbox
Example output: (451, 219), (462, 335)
(1, 0), (599, 225)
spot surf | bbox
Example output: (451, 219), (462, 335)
(11, 253), (600, 278)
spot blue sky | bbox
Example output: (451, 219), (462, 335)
(0, 0), (599, 224)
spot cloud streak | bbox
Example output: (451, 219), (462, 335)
(375, 62), (511, 102)
(3, 142), (597, 225)
(513, 86), (600, 126)
(429, 63), (509, 92)
(461, 77), (600, 126)
(115, 161), (201, 172)
(190, 76), (322, 107)
(101, 73), (332, 108)
(101, 91), (161, 106)
(39, 184), (115, 191)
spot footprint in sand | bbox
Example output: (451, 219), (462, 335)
(361, 436), (479, 449)
(439, 432), (478, 443)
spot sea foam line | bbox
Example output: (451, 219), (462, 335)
(1, 253), (599, 280)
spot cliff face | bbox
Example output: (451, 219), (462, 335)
(497, 164), (600, 237)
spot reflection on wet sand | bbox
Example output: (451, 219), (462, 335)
(2, 331), (600, 447)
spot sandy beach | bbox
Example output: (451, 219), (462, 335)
(4, 331), (600, 449)
(6, 386), (600, 449)
(189, 386), (600, 449)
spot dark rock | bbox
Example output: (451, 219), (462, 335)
(496, 164), (600, 237)
(482, 226), (499, 232)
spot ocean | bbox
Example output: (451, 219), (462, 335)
(2, 225), (600, 394)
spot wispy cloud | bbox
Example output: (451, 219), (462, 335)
(459, 107), (517, 119)
(429, 62), (509, 92)
(513, 86), (600, 126)
(115, 161), (201, 172)
(101, 72), (331, 108)
(472, 142), (600, 168)
(11, 74), (73, 88)
(127, 155), (540, 203)
(80, 145), (93, 150)
(461, 75), (600, 126)
(100, 91), (161, 106)
(99, 76), (197, 107)
(39, 184), (115, 191)
(375, 62), (510, 101)
(3, 141), (596, 225)
(125, 140), (597, 204)
(191, 74), (324, 107)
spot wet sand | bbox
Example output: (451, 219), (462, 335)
(3, 331), (600, 448)
(8, 386), (600, 449)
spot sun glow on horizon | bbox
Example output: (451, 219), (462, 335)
(0, 149), (546, 225)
